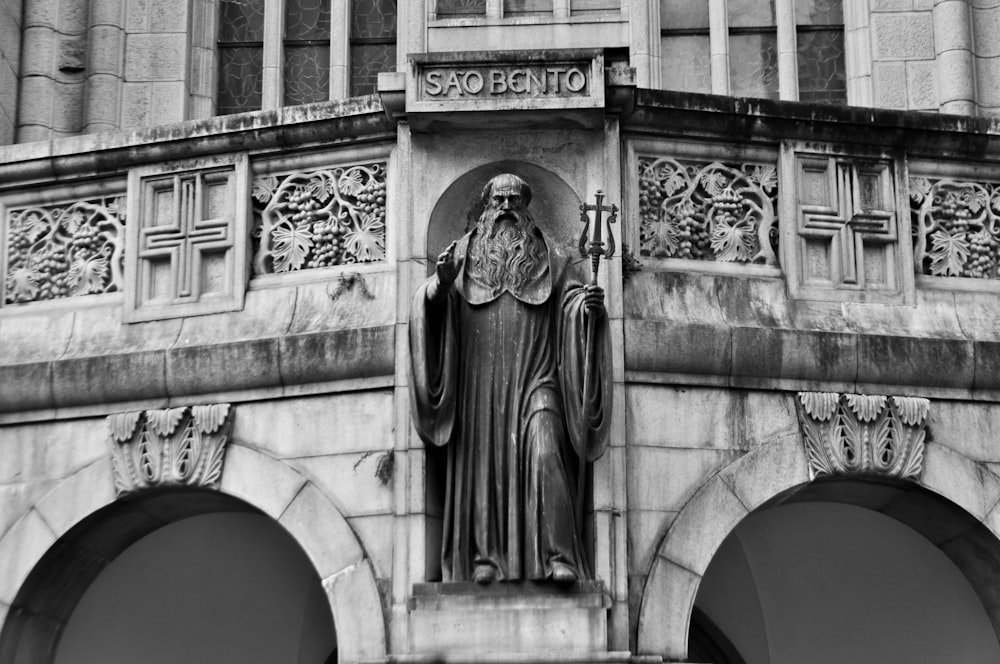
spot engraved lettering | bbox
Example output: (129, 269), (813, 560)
(425, 70), (443, 96)
(527, 69), (546, 94)
(509, 69), (527, 94)
(462, 70), (484, 94)
(444, 70), (463, 95)
(490, 69), (508, 94)
(565, 67), (586, 92)
(547, 67), (567, 93)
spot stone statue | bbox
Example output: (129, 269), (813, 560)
(409, 173), (612, 584)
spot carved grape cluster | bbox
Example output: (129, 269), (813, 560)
(911, 179), (1000, 279)
(253, 162), (387, 274)
(4, 201), (123, 305)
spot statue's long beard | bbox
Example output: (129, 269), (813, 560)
(472, 208), (543, 293)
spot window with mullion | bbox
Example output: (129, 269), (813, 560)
(349, 0), (397, 97)
(659, 0), (845, 105)
(284, 0), (332, 105)
(218, 0), (265, 115)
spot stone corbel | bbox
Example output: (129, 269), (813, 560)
(107, 404), (233, 496)
(795, 392), (929, 481)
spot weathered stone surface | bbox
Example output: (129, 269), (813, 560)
(626, 386), (738, 450)
(166, 339), (280, 397)
(0, 419), (107, 485)
(907, 59), (939, 108)
(627, 446), (741, 514)
(33, 460), (114, 536)
(659, 476), (748, 576)
(278, 483), (364, 579)
(636, 557), (699, 660)
(718, 434), (809, 513)
(922, 443), (1000, 520)
(287, 274), (395, 335)
(931, 400), (1000, 461)
(149, 0), (188, 32)
(287, 453), (394, 517)
(873, 61), (908, 108)
(872, 12), (935, 59)
(346, 513), (393, 578)
(0, 510), (55, 604)
(628, 509), (677, 574)
(278, 326), (395, 386)
(53, 350), (167, 408)
(624, 320), (731, 376)
(856, 335), (973, 390)
(731, 327), (857, 385)
(232, 391), (394, 458)
(974, 7), (1000, 57)
(219, 444), (306, 519)
(323, 563), (386, 662)
(124, 34), (186, 80)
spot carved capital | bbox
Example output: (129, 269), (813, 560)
(795, 392), (929, 481)
(107, 404), (233, 496)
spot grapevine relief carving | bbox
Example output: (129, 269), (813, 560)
(910, 177), (1000, 279)
(108, 404), (233, 495)
(4, 197), (126, 305)
(796, 392), (929, 481)
(252, 162), (387, 274)
(637, 157), (778, 265)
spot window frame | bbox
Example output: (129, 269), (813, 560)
(215, 0), (398, 115)
(658, 0), (849, 104)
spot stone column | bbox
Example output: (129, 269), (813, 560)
(776, 0), (797, 100)
(84, 0), (125, 133)
(709, 0), (729, 95)
(331, 0), (350, 99)
(630, 0), (659, 89)
(934, 0), (975, 115)
(262, 0), (285, 108)
(844, 0), (873, 107)
(973, 2), (1000, 115)
(18, 0), (90, 142)
(188, 0), (218, 119)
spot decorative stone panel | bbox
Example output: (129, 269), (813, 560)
(124, 155), (250, 322)
(795, 392), (929, 481)
(108, 404), (233, 496)
(782, 143), (914, 303)
(632, 140), (779, 268)
(910, 174), (1000, 281)
(251, 161), (388, 274)
(1, 194), (126, 306)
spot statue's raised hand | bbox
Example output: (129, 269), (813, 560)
(429, 240), (463, 302)
(583, 284), (605, 316)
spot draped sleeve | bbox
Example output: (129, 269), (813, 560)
(557, 279), (613, 463)
(409, 280), (459, 447)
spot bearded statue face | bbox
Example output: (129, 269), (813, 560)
(471, 174), (544, 293)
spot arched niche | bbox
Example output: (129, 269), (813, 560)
(0, 443), (386, 664)
(636, 434), (1000, 661)
(425, 160), (584, 268)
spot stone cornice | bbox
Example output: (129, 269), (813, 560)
(0, 97), (395, 190)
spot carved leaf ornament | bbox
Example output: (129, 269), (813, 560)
(796, 392), (929, 481)
(107, 404), (232, 495)
(911, 177), (1000, 279)
(252, 162), (387, 274)
(638, 157), (778, 265)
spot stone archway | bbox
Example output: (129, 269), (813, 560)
(0, 442), (386, 664)
(635, 431), (1000, 661)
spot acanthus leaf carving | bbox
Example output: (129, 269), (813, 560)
(108, 404), (234, 496)
(795, 392), (929, 481)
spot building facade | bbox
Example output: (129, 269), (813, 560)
(3, 1), (1000, 663)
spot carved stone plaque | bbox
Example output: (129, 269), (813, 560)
(124, 155), (250, 322)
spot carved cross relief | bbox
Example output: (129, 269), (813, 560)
(786, 146), (913, 303)
(125, 156), (249, 322)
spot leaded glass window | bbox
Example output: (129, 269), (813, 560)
(349, 0), (397, 97)
(795, 0), (846, 104)
(217, 0), (398, 112)
(660, 0), (711, 95)
(218, 0), (265, 115)
(436, 0), (487, 17)
(659, 0), (846, 105)
(284, 0), (332, 105)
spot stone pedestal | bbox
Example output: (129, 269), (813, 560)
(405, 581), (626, 663)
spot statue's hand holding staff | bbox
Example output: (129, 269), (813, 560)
(583, 284), (605, 316)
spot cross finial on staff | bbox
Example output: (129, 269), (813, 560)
(579, 190), (619, 286)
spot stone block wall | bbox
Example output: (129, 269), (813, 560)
(122, 0), (192, 128)
(869, 1), (939, 111)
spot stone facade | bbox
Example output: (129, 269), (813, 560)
(4, 2), (1000, 664)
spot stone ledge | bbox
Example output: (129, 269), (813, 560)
(379, 653), (634, 664)
(0, 325), (394, 415)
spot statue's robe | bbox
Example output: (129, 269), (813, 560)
(409, 229), (612, 581)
